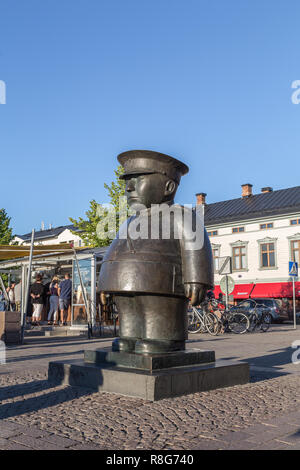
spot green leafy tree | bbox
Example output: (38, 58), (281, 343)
(0, 209), (14, 287)
(70, 165), (127, 247)
(0, 208), (13, 245)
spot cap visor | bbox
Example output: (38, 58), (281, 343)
(119, 170), (156, 179)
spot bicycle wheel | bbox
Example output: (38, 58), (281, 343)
(247, 313), (257, 332)
(228, 312), (250, 334)
(187, 309), (203, 334)
(260, 311), (272, 332)
(204, 312), (221, 336)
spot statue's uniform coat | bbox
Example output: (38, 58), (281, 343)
(98, 206), (214, 296)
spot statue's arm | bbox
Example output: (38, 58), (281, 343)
(181, 210), (214, 306)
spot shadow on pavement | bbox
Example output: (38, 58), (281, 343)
(0, 381), (94, 420)
(0, 379), (57, 400)
(241, 346), (296, 382)
(5, 349), (84, 364)
(246, 347), (294, 369)
(20, 338), (113, 350)
(19, 337), (113, 347)
(187, 337), (229, 343)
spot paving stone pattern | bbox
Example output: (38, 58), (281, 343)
(1, 327), (300, 449)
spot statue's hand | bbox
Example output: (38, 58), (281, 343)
(100, 292), (108, 306)
(184, 283), (207, 306)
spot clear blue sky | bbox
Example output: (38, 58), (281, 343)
(1, 0), (300, 235)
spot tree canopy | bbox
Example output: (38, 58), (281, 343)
(69, 165), (127, 247)
(0, 208), (13, 245)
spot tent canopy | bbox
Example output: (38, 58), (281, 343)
(0, 244), (76, 261)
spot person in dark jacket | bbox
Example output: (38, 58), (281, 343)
(30, 274), (45, 326)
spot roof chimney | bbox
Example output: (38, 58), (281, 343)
(241, 184), (253, 198)
(196, 193), (207, 205)
(261, 187), (273, 193)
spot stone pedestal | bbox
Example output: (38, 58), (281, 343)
(0, 311), (21, 344)
(48, 348), (249, 401)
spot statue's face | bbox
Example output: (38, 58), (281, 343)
(125, 173), (170, 209)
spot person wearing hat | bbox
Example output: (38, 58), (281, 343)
(98, 150), (214, 355)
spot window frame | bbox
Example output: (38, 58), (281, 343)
(290, 219), (300, 226)
(259, 223), (274, 230)
(207, 230), (218, 237)
(231, 245), (247, 271)
(291, 239), (300, 263)
(257, 238), (277, 270)
(232, 226), (245, 233)
(212, 244), (221, 273)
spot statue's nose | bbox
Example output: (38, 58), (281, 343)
(126, 180), (135, 192)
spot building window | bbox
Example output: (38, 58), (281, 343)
(290, 219), (300, 226)
(212, 247), (220, 272)
(207, 230), (218, 237)
(291, 240), (300, 263)
(260, 223), (273, 230)
(232, 246), (247, 270)
(232, 227), (245, 233)
(260, 242), (275, 268)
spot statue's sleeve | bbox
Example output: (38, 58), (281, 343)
(180, 207), (214, 288)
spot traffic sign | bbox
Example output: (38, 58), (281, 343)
(218, 256), (232, 275)
(220, 275), (235, 295)
(289, 261), (298, 277)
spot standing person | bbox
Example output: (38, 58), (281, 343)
(14, 280), (22, 312)
(30, 274), (45, 326)
(47, 277), (59, 325)
(0, 290), (6, 311)
(7, 282), (16, 311)
(58, 273), (72, 326)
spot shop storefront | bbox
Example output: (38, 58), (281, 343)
(214, 281), (300, 306)
(0, 246), (107, 328)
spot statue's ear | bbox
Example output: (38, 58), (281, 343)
(164, 180), (176, 196)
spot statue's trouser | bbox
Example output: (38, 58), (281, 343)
(112, 293), (188, 354)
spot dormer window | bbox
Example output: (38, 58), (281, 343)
(207, 231), (218, 237)
(260, 223), (273, 230)
(290, 219), (300, 226)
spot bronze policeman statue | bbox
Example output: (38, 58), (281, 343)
(98, 150), (214, 355)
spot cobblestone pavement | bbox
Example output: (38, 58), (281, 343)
(1, 325), (300, 450)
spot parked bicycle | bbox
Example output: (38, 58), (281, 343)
(247, 301), (272, 332)
(187, 303), (220, 336)
(209, 299), (250, 335)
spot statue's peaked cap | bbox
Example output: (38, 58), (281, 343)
(118, 150), (189, 184)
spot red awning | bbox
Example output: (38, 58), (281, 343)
(214, 283), (255, 299)
(231, 284), (255, 299)
(251, 282), (300, 298)
(213, 286), (222, 298)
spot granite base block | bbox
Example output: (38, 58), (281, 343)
(84, 348), (215, 371)
(48, 358), (249, 401)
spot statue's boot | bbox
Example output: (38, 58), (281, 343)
(135, 294), (189, 355)
(113, 294), (142, 353)
(135, 339), (185, 355)
(112, 337), (137, 353)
